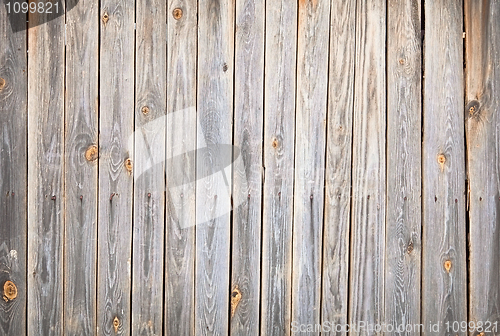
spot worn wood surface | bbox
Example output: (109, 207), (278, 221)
(292, 0), (330, 331)
(64, 0), (99, 334)
(422, 0), (467, 332)
(260, 0), (297, 334)
(27, 7), (65, 336)
(131, 0), (166, 334)
(195, 0), (234, 334)
(320, 0), (355, 332)
(230, 0), (264, 333)
(465, 0), (500, 327)
(165, 0), (197, 335)
(349, 0), (386, 329)
(0, 6), (27, 336)
(385, 0), (422, 333)
(97, 0), (135, 334)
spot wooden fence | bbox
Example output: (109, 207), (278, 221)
(0, 0), (499, 335)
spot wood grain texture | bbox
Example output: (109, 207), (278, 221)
(260, 0), (297, 333)
(385, 0), (421, 333)
(132, 0), (166, 334)
(422, 0), (467, 332)
(349, 0), (386, 329)
(321, 0), (355, 332)
(27, 7), (65, 336)
(97, 0), (135, 334)
(230, 0), (264, 332)
(164, 0), (197, 334)
(195, 0), (234, 334)
(64, 0), (99, 334)
(292, 0), (330, 331)
(465, 0), (500, 327)
(0, 6), (27, 336)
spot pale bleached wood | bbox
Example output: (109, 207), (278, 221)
(465, 0), (500, 327)
(64, 0), (99, 334)
(131, 0), (166, 334)
(97, 0), (135, 334)
(321, 0), (355, 331)
(164, 0), (197, 334)
(422, 0), (467, 332)
(260, 0), (297, 333)
(291, 0), (330, 332)
(27, 8), (65, 336)
(230, 0), (264, 332)
(349, 0), (386, 329)
(0, 6), (27, 335)
(195, 0), (234, 334)
(385, 0), (422, 333)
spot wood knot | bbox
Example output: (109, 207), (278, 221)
(102, 11), (109, 23)
(0, 78), (5, 90)
(466, 100), (480, 119)
(399, 58), (405, 65)
(437, 154), (446, 171)
(230, 286), (242, 318)
(85, 145), (98, 162)
(223, 63), (228, 72)
(444, 260), (452, 272)
(124, 158), (133, 173)
(172, 8), (183, 20)
(407, 241), (414, 254)
(271, 138), (278, 148)
(113, 316), (120, 333)
(3, 281), (17, 302)
(141, 106), (150, 115)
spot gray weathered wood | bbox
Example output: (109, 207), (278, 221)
(465, 0), (500, 327)
(422, 0), (467, 332)
(321, 0), (355, 331)
(260, 0), (297, 333)
(27, 7), (66, 336)
(349, 0), (386, 329)
(292, 0), (330, 331)
(385, 0), (422, 333)
(64, 0), (99, 333)
(230, 0), (264, 332)
(164, 0), (197, 335)
(195, 0), (234, 334)
(98, 0), (135, 334)
(131, 0), (166, 334)
(0, 6), (27, 336)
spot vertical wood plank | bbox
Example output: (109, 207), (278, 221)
(132, 0), (166, 333)
(64, 0), (99, 333)
(164, 0), (197, 334)
(385, 0), (422, 333)
(260, 0), (297, 333)
(349, 0), (386, 328)
(27, 7), (66, 336)
(0, 6), (27, 335)
(465, 0), (500, 327)
(195, 0), (234, 334)
(321, 0), (355, 331)
(422, 0), (467, 332)
(292, 0), (330, 331)
(230, 0), (264, 332)
(98, 0), (135, 333)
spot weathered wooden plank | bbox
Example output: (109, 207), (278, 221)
(260, 0), (297, 333)
(465, 0), (500, 327)
(230, 0), (264, 332)
(98, 0), (135, 334)
(422, 0), (467, 332)
(321, 0), (355, 332)
(131, 0), (166, 334)
(27, 6), (65, 336)
(64, 0), (99, 333)
(195, 0), (234, 334)
(0, 6), (27, 336)
(385, 0), (421, 333)
(349, 0), (386, 329)
(291, 0), (330, 331)
(164, 0), (197, 335)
